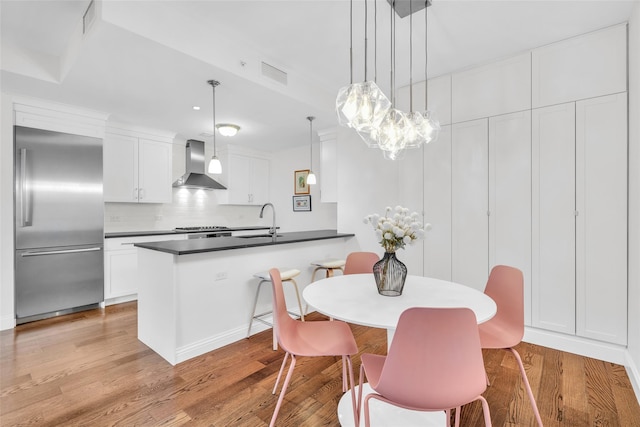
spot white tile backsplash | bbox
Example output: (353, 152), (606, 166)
(104, 189), (269, 232)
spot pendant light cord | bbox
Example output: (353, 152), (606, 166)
(208, 80), (220, 157)
(409, 0), (413, 113)
(350, 0), (353, 84)
(425, 1), (429, 110)
(307, 116), (315, 170)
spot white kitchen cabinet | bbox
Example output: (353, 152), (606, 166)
(575, 93), (627, 345)
(451, 119), (488, 291)
(104, 133), (172, 203)
(532, 102), (576, 335)
(532, 24), (627, 109)
(452, 52), (531, 124)
(423, 125), (452, 280)
(104, 234), (187, 301)
(532, 94), (628, 345)
(488, 111), (532, 325)
(221, 154), (270, 205)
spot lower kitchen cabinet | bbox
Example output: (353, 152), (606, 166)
(104, 234), (186, 302)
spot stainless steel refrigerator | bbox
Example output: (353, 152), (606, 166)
(14, 126), (104, 324)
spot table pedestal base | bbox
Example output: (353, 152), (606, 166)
(337, 383), (446, 426)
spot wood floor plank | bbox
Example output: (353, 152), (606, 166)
(1, 302), (639, 426)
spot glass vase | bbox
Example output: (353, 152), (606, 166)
(373, 252), (408, 296)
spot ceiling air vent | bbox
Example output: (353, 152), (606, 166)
(83, 0), (96, 34)
(261, 62), (288, 86)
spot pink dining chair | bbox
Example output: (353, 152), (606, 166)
(343, 251), (379, 275)
(357, 307), (492, 427)
(268, 268), (359, 427)
(479, 265), (543, 427)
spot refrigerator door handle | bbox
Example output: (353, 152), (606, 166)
(19, 148), (32, 227)
(21, 247), (102, 257)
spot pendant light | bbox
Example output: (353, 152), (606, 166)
(306, 116), (317, 185)
(207, 79), (222, 174)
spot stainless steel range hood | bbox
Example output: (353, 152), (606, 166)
(172, 140), (226, 190)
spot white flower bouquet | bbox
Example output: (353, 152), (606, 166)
(363, 206), (431, 253)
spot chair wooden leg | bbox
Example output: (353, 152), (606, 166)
(509, 347), (543, 427)
(288, 278), (305, 321)
(247, 279), (267, 338)
(272, 352), (290, 395)
(270, 355), (297, 427)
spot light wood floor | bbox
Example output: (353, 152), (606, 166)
(1, 302), (639, 426)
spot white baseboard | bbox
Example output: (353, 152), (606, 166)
(104, 294), (137, 306)
(524, 326), (627, 365)
(0, 314), (16, 331)
(626, 351), (640, 404)
(176, 321), (273, 365)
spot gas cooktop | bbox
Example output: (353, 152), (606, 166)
(174, 226), (230, 231)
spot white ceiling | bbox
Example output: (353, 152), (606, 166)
(1, 0), (637, 152)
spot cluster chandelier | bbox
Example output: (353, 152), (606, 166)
(336, 0), (440, 160)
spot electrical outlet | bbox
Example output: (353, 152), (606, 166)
(110, 215), (121, 222)
(155, 215), (163, 221)
(215, 271), (228, 281)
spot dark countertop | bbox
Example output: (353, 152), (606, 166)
(134, 229), (354, 255)
(105, 226), (275, 239)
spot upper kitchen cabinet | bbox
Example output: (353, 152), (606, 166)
(217, 147), (270, 205)
(104, 125), (174, 204)
(452, 52), (531, 124)
(532, 24), (627, 108)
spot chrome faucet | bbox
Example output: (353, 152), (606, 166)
(259, 203), (277, 242)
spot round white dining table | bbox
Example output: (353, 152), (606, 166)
(302, 273), (497, 427)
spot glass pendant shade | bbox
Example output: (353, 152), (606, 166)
(418, 110), (441, 144)
(336, 81), (391, 133)
(306, 172), (317, 185)
(376, 108), (410, 160)
(404, 111), (425, 149)
(208, 156), (222, 174)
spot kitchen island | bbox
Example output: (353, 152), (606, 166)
(135, 230), (354, 365)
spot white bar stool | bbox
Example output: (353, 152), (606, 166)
(310, 258), (346, 282)
(247, 268), (303, 350)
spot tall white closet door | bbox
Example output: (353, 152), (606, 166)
(423, 126), (452, 280)
(452, 119), (488, 291)
(532, 103), (576, 335)
(489, 111), (532, 325)
(576, 93), (627, 345)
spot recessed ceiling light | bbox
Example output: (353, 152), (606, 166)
(192, 106), (200, 110)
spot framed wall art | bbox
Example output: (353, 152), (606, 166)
(293, 195), (311, 212)
(294, 169), (310, 194)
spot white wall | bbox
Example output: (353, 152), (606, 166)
(0, 94), (15, 330)
(336, 126), (402, 258)
(627, 0), (640, 399)
(268, 142), (337, 232)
